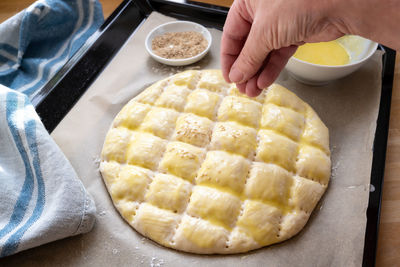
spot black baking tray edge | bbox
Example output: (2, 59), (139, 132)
(31, 0), (395, 266)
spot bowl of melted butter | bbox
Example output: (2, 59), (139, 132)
(286, 35), (378, 85)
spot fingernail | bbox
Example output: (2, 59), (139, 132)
(229, 68), (244, 83)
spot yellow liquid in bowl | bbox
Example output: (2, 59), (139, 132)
(293, 41), (350, 66)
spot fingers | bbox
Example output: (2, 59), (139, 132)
(228, 16), (271, 84)
(257, 45), (298, 89)
(245, 75), (263, 97)
(221, 1), (252, 83)
(237, 46), (297, 98)
(221, 53), (239, 84)
(236, 83), (246, 94)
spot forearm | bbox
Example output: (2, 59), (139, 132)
(333, 0), (400, 50)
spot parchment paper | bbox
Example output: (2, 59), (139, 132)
(2, 12), (383, 267)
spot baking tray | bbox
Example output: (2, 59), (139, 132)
(30, 0), (396, 266)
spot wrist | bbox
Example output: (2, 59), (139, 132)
(328, 0), (400, 50)
(318, 0), (353, 35)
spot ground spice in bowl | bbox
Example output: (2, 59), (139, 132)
(151, 31), (208, 59)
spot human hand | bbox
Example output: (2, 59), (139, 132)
(221, 0), (349, 96)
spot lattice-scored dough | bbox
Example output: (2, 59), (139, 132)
(145, 173), (192, 213)
(140, 107), (179, 139)
(184, 89), (220, 120)
(245, 162), (293, 205)
(187, 186), (242, 229)
(196, 150), (250, 194)
(159, 141), (205, 182)
(236, 200), (282, 246)
(173, 113), (213, 147)
(218, 95), (262, 128)
(210, 122), (257, 159)
(261, 103), (305, 141)
(100, 69), (331, 254)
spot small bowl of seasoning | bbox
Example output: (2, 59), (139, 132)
(145, 21), (212, 66)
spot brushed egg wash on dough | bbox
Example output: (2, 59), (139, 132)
(100, 70), (331, 254)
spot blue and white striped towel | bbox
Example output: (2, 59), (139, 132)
(0, 0), (104, 257)
(0, 0), (103, 97)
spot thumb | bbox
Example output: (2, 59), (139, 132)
(228, 20), (271, 84)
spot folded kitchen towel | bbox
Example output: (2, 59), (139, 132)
(0, 0), (103, 98)
(0, 0), (104, 257)
(0, 85), (96, 257)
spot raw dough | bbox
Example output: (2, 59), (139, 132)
(100, 70), (331, 254)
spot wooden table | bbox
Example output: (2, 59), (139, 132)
(1, 0), (399, 266)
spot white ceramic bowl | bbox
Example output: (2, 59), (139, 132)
(145, 21), (212, 66)
(285, 35), (378, 85)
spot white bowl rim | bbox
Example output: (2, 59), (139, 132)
(145, 21), (212, 63)
(289, 39), (379, 68)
